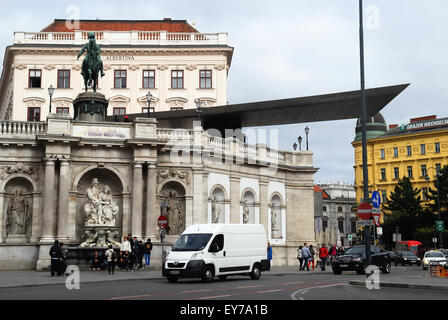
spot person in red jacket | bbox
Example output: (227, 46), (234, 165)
(319, 244), (329, 271)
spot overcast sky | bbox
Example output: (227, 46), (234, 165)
(1, 0), (447, 184)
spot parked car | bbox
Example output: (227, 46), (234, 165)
(386, 251), (397, 263)
(422, 250), (448, 270)
(395, 251), (421, 266)
(332, 245), (391, 275)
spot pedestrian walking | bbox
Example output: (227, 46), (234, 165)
(49, 240), (63, 277)
(267, 242), (272, 271)
(297, 246), (303, 270)
(301, 243), (311, 271)
(308, 245), (315, 271)
(144, 238), (153, 268)
(319, 243), (329, 271)
(329, 244), (338, 263)
(105, 245), (117, 274)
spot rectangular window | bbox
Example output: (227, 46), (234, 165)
(436, 163), (442, 175)
(142, 107), (155, 114)
(142, 70), (155, 89)
(407, 145), (412, 156)
(29, 69), (42, 88)
(338, 220), (344, 233)
(381, 190), (387, 203)
(380, 168), (386, 180)
(56, 107), (69, 115)
(114, 70), (127, 89)
(170, 106), (184, 111)
(323, 206), (327, 212)
(199, 70), (212, 89)
(407, 166), (413, 178)
(322, 220), (328, 232)
(422, 187), (428, 201)
(435, 142), (441, 153)
(337, 207), (343, 212)
(171, 70), (184, 89)
(394, 167), (399, 179)
(27, 107), (40, 121)
(113, 107), (126, 116)
(421, 165), (427, 177)
(421, 144), (426, 155)
(380, 149), (385, 159)
(393, 147), (398, 158)
(350, 221), (357, 234)
(57, 70), (70, 88)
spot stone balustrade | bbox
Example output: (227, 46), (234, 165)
(14, 30), (228, 46)
(0, 117), (311, 167)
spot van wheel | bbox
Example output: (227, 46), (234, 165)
(167, 276), (178, 283)
(250, 264), (261, 280)
(201, 266), (214, 283)
(218, 275), (228, 281)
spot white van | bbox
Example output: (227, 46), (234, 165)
(162, 224), (269, 283)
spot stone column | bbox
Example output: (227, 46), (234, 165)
(145, 163), (157, 239)
(40, 158), (56, 243)
(30, 192), (42, 243)
(0, 191), (4, 242)
(131, 162), (143, 238)
(259, 181), (269, 233)
(230, 175), (240, 223)
(202, 172), (209, 224)
(122, 192), (132, 238)
(57, 159), (70, 240)
(192, 169), (203, 226)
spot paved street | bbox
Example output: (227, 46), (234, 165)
(0, 265), (447, 300)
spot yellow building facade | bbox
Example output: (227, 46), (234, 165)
(353, 114), (448, 209)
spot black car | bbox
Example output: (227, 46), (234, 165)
(332, 245), (391, 275)
(386, 251), (397, 263)
(394, 251), (421, 266)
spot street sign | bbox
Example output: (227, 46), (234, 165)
(372, 209), (381, 227)
(377, 227), (383, 236)
(357, 202), (372, 220)
(436, 220), (444, 232)
(371, 191), (381, 208)
(358, 220), (374, 226)
(393, 233), (402, 242)
(348, 234), (353, 241)
(157, 215), (168, 229)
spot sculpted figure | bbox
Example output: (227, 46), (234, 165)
(76, 32), (105, 92)
(211, 196), (221, 223)
(106, 230), (121, 248)
(167, 191), (184, 234)
(99, 185), (119, 225)
(84, 178), (102, 225)
(242, 200), (249, 224)
(80, 230), (98, 247)
(96, 229), (108, 247)
(6, 187), (28, 235)
(271, 205), (279, 232)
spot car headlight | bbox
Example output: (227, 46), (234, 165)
(352, 257), (362, 262)
(404, 258), (408, 260)
(423, 259), (429, 265)
(191, 252), (204, 260)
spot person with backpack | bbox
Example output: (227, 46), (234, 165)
(105, 245), (117, 274)
(319, 243), (329, 271)
(49, 240), (63, 277)
(144, 239), (153, 268)
(329, 245), (338, 263)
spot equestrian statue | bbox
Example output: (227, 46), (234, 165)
(76, 32), (106, 92)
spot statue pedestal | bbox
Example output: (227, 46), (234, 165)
(5, 234), (27, 244)
(73, 92), (109, 122)
(80, 225), (121, 248)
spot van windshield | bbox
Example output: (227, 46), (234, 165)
(172, 233), (213, 251)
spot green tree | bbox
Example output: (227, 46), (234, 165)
(426, 165), (448, 228)
(382, 177), (424, 246)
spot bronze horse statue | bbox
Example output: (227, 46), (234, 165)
(77, 32), (105, 92)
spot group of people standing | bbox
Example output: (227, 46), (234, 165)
(297, 243), (342, 271)
(89, 234), (153, 274)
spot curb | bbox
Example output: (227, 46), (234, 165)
(349, 280), (448, 291)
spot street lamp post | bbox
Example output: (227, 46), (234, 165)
(304, 127), (309, 151)
(425, 167), (443, 248)
(298, 136), (302, 151)
(146, 91), (152, 118)
(195, 99), (203, 126)
(48, 85), (54, 114)
(293, 142), (297, 151)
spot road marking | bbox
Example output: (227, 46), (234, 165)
(108, 294), (153, 300)
(291, 283), (345, 300)
(280, 281), (304, 285)
(197, 294), (231, 300)
(257, 289), (283, 294)
(237, 285), (264, 289)
(181, 289), (213, 294)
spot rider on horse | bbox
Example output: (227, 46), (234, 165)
(77, 32), (105, 92)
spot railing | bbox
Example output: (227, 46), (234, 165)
(0, 121), (46, 136)
(14, 31), (228, 46)
(156, 128), (193, 143)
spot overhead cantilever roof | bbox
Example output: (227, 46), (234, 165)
(117, 83), (410, 129)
